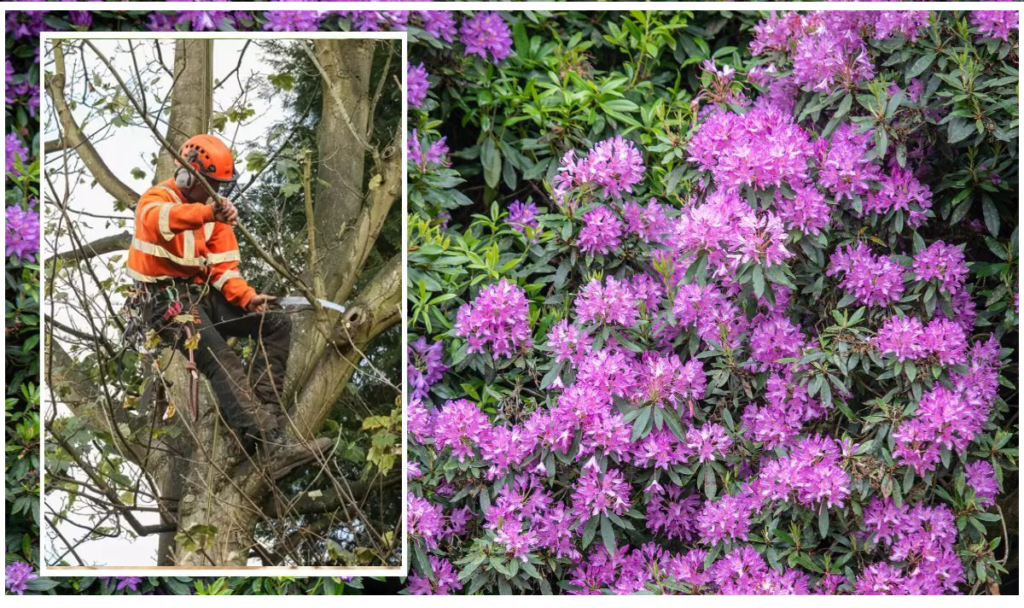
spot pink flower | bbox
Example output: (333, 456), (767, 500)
(455, 279), (532, 359)
(913, 240), (968, 296)
(686, 422), (732, 463)
(965, 460), (999, 508)
(577, 206), (623, 255)
(827, 241), (905, 307)
(459, 12), (513, 63)
(574, 276), (639, 328)
(432, 399), (491, 463)
(553, 137), (645, 206)
(408, 63), (429, 108)
(573, 466), (632, 520)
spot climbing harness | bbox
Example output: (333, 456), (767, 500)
(123, 279), (204, 421)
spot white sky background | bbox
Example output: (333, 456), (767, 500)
(42, 37), (291, 567)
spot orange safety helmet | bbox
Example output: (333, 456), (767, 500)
(176, 134), (238, 183)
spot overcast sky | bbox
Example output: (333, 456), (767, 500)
(42, 36), (291, 568)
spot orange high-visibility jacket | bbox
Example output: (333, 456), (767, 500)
(126, 178), (256, 309)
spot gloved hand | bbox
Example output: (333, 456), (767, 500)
(211, 198), (238, 226)
(246, 293), (276, 313)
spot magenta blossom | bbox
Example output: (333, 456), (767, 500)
(455, 279), (532, 359)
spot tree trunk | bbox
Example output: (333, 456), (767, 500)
(149, 38), (216, 566)
(154, 39), (213, 184)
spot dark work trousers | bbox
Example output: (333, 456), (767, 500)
(146, 282), (291, 452)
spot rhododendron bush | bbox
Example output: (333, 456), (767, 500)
(408, 9), (1019, 595)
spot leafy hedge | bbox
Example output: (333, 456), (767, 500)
(406, 9), (1019, 595)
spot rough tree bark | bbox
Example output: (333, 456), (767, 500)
(154, 40), (214, 184)
(45, 39), (401, 568)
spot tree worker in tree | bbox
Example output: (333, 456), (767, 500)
(124, 134), (290, 456)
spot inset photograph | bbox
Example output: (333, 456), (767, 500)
(40, 32), (405, 573)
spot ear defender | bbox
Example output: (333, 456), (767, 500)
(174, 166), (193, 190)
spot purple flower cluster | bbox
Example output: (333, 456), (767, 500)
(774, 184), (831, 235)
(481, 476), (578, 560)
(827, 242), (905, 307)
(743, 373), (825, 449)
(432, 399), (491, 464)
(892, 338), (1000, 475)
(817, 124), (880, 201)
(4, 562), (37, 595)
(863, 167), (933, 227)
(685, 422), (731, 463)
(409, 336), (448, 400)
(507, 200), (540, 236)
(408, 492), (446, 549)
(696, 490), (759, 544)
(623, 198), (671, 243)
(419, 11), (458, 43)
(754, 434), (852, 509)
(263, 10), (323, 32)
(965, 460), (999, 508)
(459, 12), (513, 63)
(913, 240), (968, 296)
(6, 201), (40, 262)
(339, 10), (411, 33)
(792, 25), (874, 94)
(861, 499), (964, 594)
(408, 556), (462, 595)
(971, 11), (1020, 42)
(553, 136), (646, 206)
(573, 466), (632, 521)
(874, 315), (967, 365)
(632, 353), (705, 409)
(546, 319), (593, 366)
(113, 577), (143, 592)
(646, 485), (700, 541)
(408, 62), (429, 108)
(574, 275), (639, 328)
(752, 12), (929, 95)
(569, 543), (817, 595)
(6, 133), (29, 177)
(5, 79), (40, 117)
(749, 314), (806, 370)
(5, 11), (46, 40)
(693, 434), (852, 547)
(672, 282), (747, 350)
(455, 279), (532, 359)
(408, 129), (449, 170)
(687, 102), (812, 192)
(577, 206), (623, 255)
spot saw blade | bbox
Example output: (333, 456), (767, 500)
(277, 296), (347, 315)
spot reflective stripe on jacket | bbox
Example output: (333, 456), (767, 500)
(126, 178), (256, 309)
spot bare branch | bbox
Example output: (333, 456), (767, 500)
(366, 41), (394, 143)
(45, 41), (139, 208)
(260, 473), (400, 518)
(49, 317), (116, 358)
(52, 230), (131, 263)
(46, 422), (177, 537)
